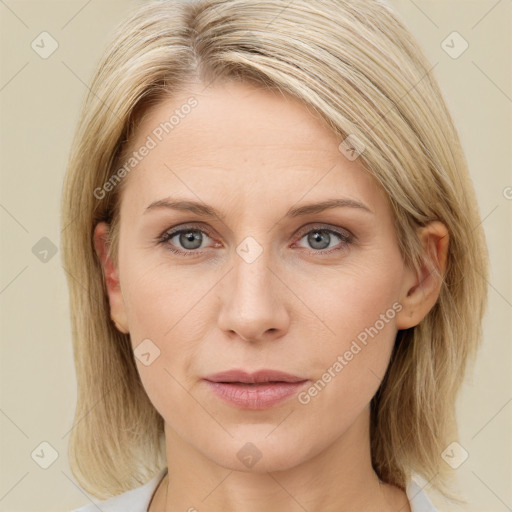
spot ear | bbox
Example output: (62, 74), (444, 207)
(395, 221), (449, 330)
(93, 221), (129, 334)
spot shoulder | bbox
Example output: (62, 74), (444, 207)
(406, 478), (438, 512)
(69, 468), (168, 512)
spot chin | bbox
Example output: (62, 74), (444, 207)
(198, 425), (320, 474)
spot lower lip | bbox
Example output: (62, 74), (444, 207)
(204, 380), (309, 410)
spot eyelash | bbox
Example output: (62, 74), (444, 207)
(156, 223), (354, 257)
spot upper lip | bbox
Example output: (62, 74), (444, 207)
(204, 369), (307, 384)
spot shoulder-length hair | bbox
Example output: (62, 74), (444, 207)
(61, 0), (489, 499)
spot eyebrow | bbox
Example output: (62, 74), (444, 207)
(144, 197), (373, 218)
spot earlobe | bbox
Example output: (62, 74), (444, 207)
(93, 222), (130, 334)
(396, 221), (449, 330)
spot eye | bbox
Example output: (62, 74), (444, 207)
(295, 226), (353, 255)
(157, 224), (354, 257)
(157, 226), (216, 256)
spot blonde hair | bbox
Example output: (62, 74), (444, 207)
(60, 0), (489, 500)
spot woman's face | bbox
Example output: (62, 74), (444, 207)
(102, 80), (418, 472)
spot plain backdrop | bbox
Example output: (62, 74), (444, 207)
(0, 1), (511, 511)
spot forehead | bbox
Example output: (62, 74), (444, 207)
(120, 80), (387, 216)
(135, 80), (341, 159)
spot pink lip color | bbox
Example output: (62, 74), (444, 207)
(203, 369), (309, 410)
(204, 381), (308, 409)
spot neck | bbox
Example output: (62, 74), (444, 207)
(150, 407), (410, 512)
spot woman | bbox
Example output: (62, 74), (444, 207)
(61, 0), (489, 510)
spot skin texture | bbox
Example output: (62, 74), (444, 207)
(94, 79), (449, 512)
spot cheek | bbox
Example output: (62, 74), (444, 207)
(119, 264), (203, 422)
(121, 253), (207, 341)
(294, 255), (403, 412)
(119, 256), (213, 401)
(303, 254), (402, 346)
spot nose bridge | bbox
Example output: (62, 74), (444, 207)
(230, 221), (274, 292)
(217, 234), (289, 340)
(231, 239), (275, 311)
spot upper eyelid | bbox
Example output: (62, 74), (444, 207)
(163, 224), (215, 240)
(296, 224), (352, 238)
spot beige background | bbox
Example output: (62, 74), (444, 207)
(0, 0), (510, 511)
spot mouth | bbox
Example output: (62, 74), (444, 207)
(203, 369), (309, 409)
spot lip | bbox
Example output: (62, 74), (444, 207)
(205, 369), (306, 384)
(203, 369), (309, 410)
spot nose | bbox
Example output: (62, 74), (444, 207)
(216, 249), (290, 343)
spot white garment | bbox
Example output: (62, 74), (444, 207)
(70, 467), (438, 511)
